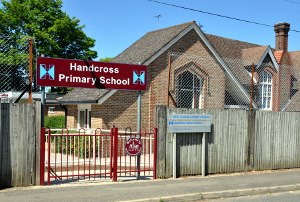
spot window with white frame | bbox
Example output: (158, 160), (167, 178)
(259, 70), (272, 110)
(48, 107), (55, 113)
(175, 71), (203, 109)
(78, 105), (91, 128)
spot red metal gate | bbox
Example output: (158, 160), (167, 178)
(112, 128), (157, 181)
(40, 127), (157, 185)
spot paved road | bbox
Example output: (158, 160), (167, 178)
(1, 169), (300, 202)
(208, 190), (300, 202)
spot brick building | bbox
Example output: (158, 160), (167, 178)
(59, 21), (300, 130)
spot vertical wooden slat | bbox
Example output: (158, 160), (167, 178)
(0, 104), (3, 185)
(0, 104), (11, 187)
(28, 104), (36, 185)
(156, 105), (167, 178)
(0, 104), (2, 185)
(10, 103), (18, 186)
(35, 102), (41, 185)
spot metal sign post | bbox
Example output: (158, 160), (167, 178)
(137, 90), (141, 179)
(41, 86), (45, 127)
(172, 133), (177, 179)
(202, 133), (206, 177)
(168, 113), (211, 178)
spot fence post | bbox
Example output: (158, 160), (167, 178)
(156, 105), (167, 178)
(47, 129), (51, 185)
(247, 111), (256, 168)
(113, 127), (118, 182)
(40, 127), (45, 186)
(153, 128), (158, 179)
(110, 128), (113, 179)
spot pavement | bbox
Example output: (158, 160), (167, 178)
(1, 168), (300, 201)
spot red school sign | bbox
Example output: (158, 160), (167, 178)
(36, 57), (147, 91)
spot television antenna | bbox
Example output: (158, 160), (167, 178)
(154, 14), (162, 23)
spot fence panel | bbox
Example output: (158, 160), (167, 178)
(206, 109), (250, 174)
(0, 103), (37, 187)
(159, 107), (300, 178)
(253, 111), (300, 170)
(164, 108), (249, 177)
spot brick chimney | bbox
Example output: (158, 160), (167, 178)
(274, 22), (290, 51)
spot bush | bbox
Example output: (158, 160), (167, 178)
(45, 115), (65, 129)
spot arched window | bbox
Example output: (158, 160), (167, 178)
(175, 71), (203, 109)
(259, 71), (272, 110)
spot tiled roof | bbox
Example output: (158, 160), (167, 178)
(241, 46), (269, 64)
(59, 88), (110, 103)
(290, 51), (300, 66)
(207, 34), (267, 91)
(206, 34), (260, 59)
(237, 46), (268, 85)
(206, 35), (267, 91)
(274, 50), (284, 63)
(112, 21), (194, 64)
(284, 51), (300, 111)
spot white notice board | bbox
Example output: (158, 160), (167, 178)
(168, 113), (211, 133)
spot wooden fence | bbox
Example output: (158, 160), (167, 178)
(156, 106), (300, 178)
(253, 111), (300, 170)
(0, 102), (41, 187)
(1, 103), (300, 186)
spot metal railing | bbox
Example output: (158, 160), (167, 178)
(40, 128), (157, 185)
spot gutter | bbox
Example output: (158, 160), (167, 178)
(58, 100), (98, 105)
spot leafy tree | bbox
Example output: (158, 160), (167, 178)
(0, 0), (97, 60)
(100, 57), (114, 62)
(0, 0), (97, 92)
(0, 34), (30, 91)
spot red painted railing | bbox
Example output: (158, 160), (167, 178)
(112, 128), (157, 181)
(40, 127), (157, 185)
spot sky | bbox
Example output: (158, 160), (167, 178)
(62, 0), (300, 60)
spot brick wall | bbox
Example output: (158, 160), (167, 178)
(80, 90), (151, 131)
(66, 105), (77, 128)
(279, 53), (292, 109)
(148, 29), (226, 128)
(45, 104), (65, 116)
(172, 30), (225, 109)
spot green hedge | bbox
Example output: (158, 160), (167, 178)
(45, 115), (65, 129)
(45, 116), (94, 158)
